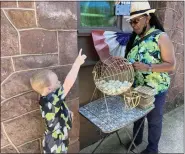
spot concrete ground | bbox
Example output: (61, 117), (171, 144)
(80, 105), (184, 153)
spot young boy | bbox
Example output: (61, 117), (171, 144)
(30, 49), (86, 153)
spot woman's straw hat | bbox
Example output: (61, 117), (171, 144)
(125, 0), (156, 21)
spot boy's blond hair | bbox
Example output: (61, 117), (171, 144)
(30, 69), (54, 94)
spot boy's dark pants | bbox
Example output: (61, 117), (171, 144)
(133, 91), (167, 152)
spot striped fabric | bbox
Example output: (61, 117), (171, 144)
(92, 30), (131, 61)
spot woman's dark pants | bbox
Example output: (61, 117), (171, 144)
(133, 91), (167, 152)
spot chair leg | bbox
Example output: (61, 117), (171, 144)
(92, 134), (110, 153)
(127, 117), (146, 153)
(116, 131), (123, 145)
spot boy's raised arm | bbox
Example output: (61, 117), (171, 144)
(62, 49), (86, 98)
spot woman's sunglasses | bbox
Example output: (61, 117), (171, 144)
(129, 16), (145, 25)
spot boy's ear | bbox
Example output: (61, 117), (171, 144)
(43, 86), (51, 93)
(48, 87), (52, 90)
(48, 87), (53, 92)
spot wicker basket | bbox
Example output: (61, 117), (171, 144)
(138, 95), (155, 110)
(121, 91), (141, 110)
(92, 57), (134, 96)
(134, 86), (157, 96)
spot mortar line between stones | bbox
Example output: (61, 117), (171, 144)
(16, 0), (19, 8)
(165, 28), (184, 32)
(18, 30), (21, 54)
(179, 72), (184, 75)
(169, 72), (175, 76)
(34, 0), (38, 27)
(17, 137), (42, 148)
(175, 53), (182, 74)
(169, 92), (178, 103)
(11, 57), (16, 72)
(172, 85), (178, 89)
(66, 97), (79, 104)
(3, 109), (40, 123)
(1, 64), (72, 87)
(1, 52), (58, 58)
(2, 9), (21, 55)
(57, 31), (60, 65)
(1, 90), (33, 104)
(18, 27), (77, 32)
(1, 144), (11, 149)
(1, 95), (6, 100)
(2, 9), (18, 32)
(12, 64), (72, 73)
(39, 138), (43, 153)
(3, 8), (35, 11)
(69, 138), (79, 146)
(1, 73), (15, 87)
(171, 41), (184, 46)
(176, 54), (182, 73)
(2, 123), (20, 153)
(157, 7), (178, 13)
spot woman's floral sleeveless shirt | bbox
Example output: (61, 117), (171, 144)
(127, 27), (170, 94)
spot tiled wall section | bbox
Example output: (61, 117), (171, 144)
(1, 1), (79, 153)
(150, 1), (184, 112)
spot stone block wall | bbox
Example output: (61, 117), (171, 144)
(1, 1), (79, 153)
(150, 1), (184, 112)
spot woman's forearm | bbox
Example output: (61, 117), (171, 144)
(150, 62), (176, 72)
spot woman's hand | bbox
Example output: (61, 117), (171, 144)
(133, 62), (149, 71)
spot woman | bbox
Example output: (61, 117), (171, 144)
(125, 1), (176, 154)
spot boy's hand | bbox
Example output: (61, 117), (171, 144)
(75, 49), (87, 66)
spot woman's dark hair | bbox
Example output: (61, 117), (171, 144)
(125, 13), (165, 58)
